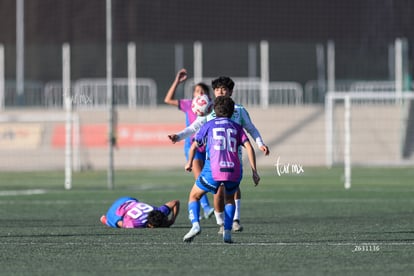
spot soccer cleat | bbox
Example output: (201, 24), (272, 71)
(223, 230), (233, 244)
(217, 224), (224, 235)
(204, 208), (215, 220)
(183, 225), (201, 243)
(100, 215), (107, 226)
(232, 220), (243, 232)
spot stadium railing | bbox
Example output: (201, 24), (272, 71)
(5, 78), (414, 108)
(305, 80), (414, 104)
(4, 80), (44, 107)
(184, 77), (303, 106)
(71, 78), (157, 109)
(5, 78), (157, 109)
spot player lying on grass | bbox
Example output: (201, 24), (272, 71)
(183, 96), (260, 243)
(169, 76), (269, 234)
(100, 197), (180, 228)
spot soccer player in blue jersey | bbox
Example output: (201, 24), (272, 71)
(164, 68), (214, 219)
(169, 76), (269, 233)
(183, 96), (260, 243)
(100, 197), (180, 228)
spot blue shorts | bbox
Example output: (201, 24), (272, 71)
(105, 196), (137, 228)
(195, 160), (241, 195)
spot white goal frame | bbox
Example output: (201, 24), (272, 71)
(325, 91), (414, 189)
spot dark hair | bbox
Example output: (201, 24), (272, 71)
(211, 76), (235, 91)
(147, 210), (169, 228)
(214, 96), (235, 118)
(195, 82), (210, 96)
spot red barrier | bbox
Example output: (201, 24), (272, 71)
(52, 123), (184, 148)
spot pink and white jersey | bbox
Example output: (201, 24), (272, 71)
(178, 99), (197, 126)
(178, 99), (197, 148)
(195, 117), (249, 182)
(116, 200), (170, 228)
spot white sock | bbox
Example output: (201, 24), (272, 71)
(214, 211), (224, 225)
(234, 199), (241, 221)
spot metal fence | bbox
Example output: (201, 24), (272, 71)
(4, 78), (414, 109)
(184, 77), (303, 106)
(31, 78), (157, 109)
(1, 39), (407, 109)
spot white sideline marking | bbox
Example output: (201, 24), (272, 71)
(0, 189), (47, 196)
(0, 198), (413, 205)
(1, 241), (413, 247)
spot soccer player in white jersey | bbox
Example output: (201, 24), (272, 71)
(183, 96), (260, 243)
(169, 76), (269, 233)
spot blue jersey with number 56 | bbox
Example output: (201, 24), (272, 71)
(194, 117), (249, 182)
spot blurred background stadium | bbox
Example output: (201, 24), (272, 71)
(1, 3), (413, 274)
(0, 0), (413, 178)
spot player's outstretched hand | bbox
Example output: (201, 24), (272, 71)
(168, 134), (179, 143)
(176, 69), (188, 83)
(185, 162), (192, 172)
(252, 170), (260, 186)
(260, 145), (270, 156)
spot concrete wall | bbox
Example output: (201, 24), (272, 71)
(0, 105), (410, 171)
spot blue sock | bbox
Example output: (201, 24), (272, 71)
(188, 201), (200, 224)
(224, 203), (235, 231)
(200, 194), (211, 212)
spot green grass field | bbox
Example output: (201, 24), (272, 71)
(0, 167), (413, 275)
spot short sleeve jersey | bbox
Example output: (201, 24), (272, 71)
(207, 104), (262, 159)
(116, 200), (171, 228)
(194, 117), (249, 182)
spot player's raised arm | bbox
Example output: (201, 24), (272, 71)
(164, 69), (187, 106)
(239, 106), (270, 156)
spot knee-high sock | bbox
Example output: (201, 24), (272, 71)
(233, 199), (241, 221)
(224, 203), (235, 231)
(214, 211), (224, 225)
(200, 194), (211, 211)
(188, 201), (200, 224)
